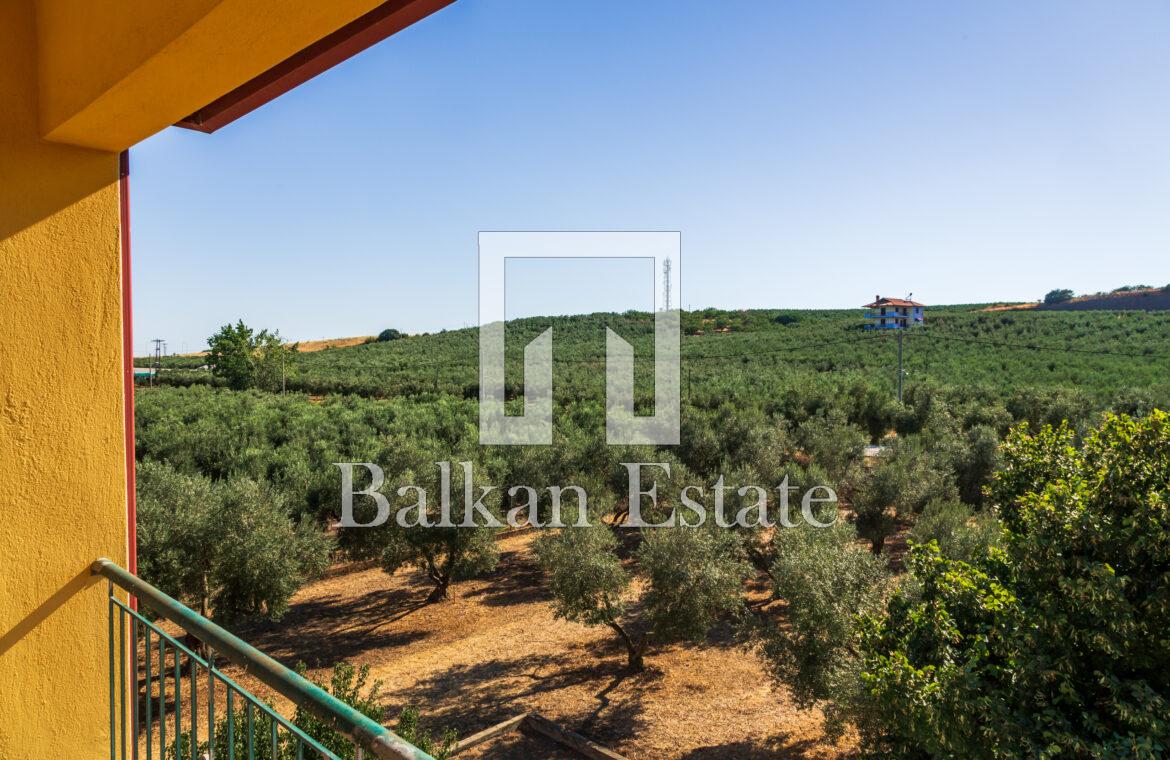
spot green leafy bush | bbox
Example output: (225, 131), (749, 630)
(867, 412), (1170, 756)
(377, 328), (404, 342)
(207, 320), (297, 391)
(393, 705), (457, 759)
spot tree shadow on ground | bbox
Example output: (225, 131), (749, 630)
(462, 548), (551, 607)
(678, 736), (833, 759)
(386, 640), (653, 747)
(232, 585), (430, 663)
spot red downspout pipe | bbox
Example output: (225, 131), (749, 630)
(119, 150), (137, 589)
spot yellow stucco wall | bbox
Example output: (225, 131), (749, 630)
(0, 2), (127, 757)
(3, 1), (420, 755)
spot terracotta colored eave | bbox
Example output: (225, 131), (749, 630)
(864, 299), (925, 308)
(175, 0), (454, 133)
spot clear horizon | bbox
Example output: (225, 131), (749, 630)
(131, 0), (1170, 353)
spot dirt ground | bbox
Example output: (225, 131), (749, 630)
(220, 531), (852, 759)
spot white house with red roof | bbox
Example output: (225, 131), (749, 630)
(864, 294), (925, 329)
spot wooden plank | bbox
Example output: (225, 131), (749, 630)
(450, 713), (530, 755)
(524, 713), (628, 760)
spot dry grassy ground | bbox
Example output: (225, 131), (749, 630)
(222, 531), (853, 759)
(176, 335), (374, 358)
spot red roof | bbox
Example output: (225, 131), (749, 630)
(865, 297), (925, 308)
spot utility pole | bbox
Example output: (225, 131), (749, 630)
(896, 329), (904, 403)
(150, 338), (165, 387)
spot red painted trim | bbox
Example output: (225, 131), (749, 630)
(175, 0), (454, 133)
(119, 150), (137, 586)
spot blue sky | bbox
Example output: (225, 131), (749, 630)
(131, 0), (1170, 353)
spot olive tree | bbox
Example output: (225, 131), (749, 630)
(758, 519), (888, 737)
(136, 460), (332, 624)
(906, 498), (1001, 564)
(210, 477), (332, 624)
(535, 520), (749, 671)
(339, 446), (501, 602)
(136, 460), (219, 615)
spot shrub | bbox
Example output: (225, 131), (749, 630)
(377, 328), (404, 342)
(165, 662), (420, 760)
(292, 662), (388, 759)
(394, 705), (457, 760)
(862, 411), (1170, 756)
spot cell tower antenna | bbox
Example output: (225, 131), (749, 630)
(662, 257), (672, 311)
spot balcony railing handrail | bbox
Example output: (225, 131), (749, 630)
(92, 557), (435, 760)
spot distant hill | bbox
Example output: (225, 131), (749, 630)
(143, 304), (1170, 404)
(982, 287), (1170, 313)
(1038, 288), (1170, 312)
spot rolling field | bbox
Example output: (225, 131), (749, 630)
(134, 301), (1170, 758)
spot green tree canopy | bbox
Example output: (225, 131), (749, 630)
(536, 519), (749, 671)
(207, 320), (297, 391)
(767, 411), (1170, 756)
(137, 460), (332, 624)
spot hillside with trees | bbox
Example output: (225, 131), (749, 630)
(132, 304), (1170, 757)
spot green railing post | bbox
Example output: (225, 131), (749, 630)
(227, 688), (235, 760)
(108, 583), (115, 760)
(173, 636), (182, 759)
(145, 626), (152, 760)
(189, 650), (197, 760)
(208, 646), (215, 754)
(158, 636), (166, 758)
(119, 609), (127, 760)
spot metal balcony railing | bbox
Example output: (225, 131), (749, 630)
(93, 558), (434, 760)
